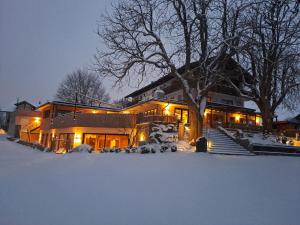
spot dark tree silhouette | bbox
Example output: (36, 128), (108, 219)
(56, 69), (110, 105)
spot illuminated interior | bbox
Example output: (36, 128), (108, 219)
(164, 104), (171, 115)
(74, 133), (82, 147)
(83, 134), (129, 150)
(174, 108), (189, 124)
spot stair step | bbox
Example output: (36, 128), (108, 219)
(210, 148), (247, 152)
(209, 151), (254, 156)
(205, 128), (252, 156)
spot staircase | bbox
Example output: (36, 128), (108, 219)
(205, 128), (254, 156)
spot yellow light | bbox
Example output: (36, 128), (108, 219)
(34, 117), (41, 124)
(256, 116), (262, 126)
(38, 131), (42, 143)
(74, 133), (82, 147)
(207, 140), (212, 149)
(92, 110), (97, 114)
(164, 104), (171, 115)
(235, 115), (240, 122)
(111, 139), (116, 147)
(139, 133), (145, 141)
(204, 110), (208, 117)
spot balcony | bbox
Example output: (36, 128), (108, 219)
(137, 115), (177, 124)
(40, 113), (137, 129)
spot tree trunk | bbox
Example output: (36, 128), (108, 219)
(257, 103), (274, 132)
(189, 104), (204, 142)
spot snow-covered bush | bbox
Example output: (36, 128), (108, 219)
(149, 123), (178, 144)
(70, 144), (92, 153)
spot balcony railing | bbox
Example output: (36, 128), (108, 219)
(40, 113), (137, 129)
(137, 115), (177, 124)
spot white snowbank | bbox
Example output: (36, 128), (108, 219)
(71, 144), (92, 153)
(0, 135), (300, 225)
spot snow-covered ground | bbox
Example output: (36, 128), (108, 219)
(0, 135), (300, 225)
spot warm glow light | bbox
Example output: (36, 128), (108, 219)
(34, 117), (41, 124)
(122, 111), (130, 114)
(204, 110), (208, 117)
(235, 115), (240, 122)
(74, 133), (82, 147)
(38, 131), (42, 143)
(139, 133), (145, 141)
(256, 116), (262, 126)
(164, 104), (171, 115)
(207, 140), (212, 149)
(111, 139), (116, 148)
(92, 110), (97, 114)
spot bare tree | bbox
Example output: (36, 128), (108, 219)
(56, 68), (110, 105)
(95, 0), (249, 140)
(227, 0), (300, 131)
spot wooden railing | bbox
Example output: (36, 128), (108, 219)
(137, 115), (177, 124)
(216, 122), (263, 132)
(40, 113), (137, 129)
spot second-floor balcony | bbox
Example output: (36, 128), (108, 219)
(137, 114), (177, 124)
(40, 112), (137, 130)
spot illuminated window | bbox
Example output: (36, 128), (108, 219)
(175, 108), (189, 124)
(83, 134), (129, 150)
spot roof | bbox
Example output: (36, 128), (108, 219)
(125, 57), (252, 98)
(123, 97), (259, 114)
(275, 114), (300, 125)
(14, 101), (36, 109)
(37, 101), (120, 112)
(125, 62), (200, 98)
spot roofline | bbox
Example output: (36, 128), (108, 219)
(122, 98), (188, 111)
(14, 101), (36, 109)
(124, 74), (173, 98)
(122, 98), (260, 114)
(36, 101), (120, 112)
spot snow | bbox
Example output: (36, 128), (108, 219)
(222, 127), (290, 147)
(71, 144), (92, 153)
(1, 134), (300, 225)
(246, 133), (286, 146)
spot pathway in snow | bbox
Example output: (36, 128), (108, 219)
(0, 135), (300, 225)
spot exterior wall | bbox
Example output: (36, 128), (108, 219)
(129, 78), (245, 108)
(131, 78), (182, 102)
(7, 103), (41, 139)
(165, 89), (184, 102)
(208, 92), (244, 107)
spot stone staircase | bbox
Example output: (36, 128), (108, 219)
(204, 128), (254, 156)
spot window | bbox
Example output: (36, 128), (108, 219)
(174, 108), (189, 124)
(57, 133), (75, 150)
(55, 110), (71, 117)
(83, 134), (129, 150)
(43, 110), (50, 118)
(144, 109), (157, 116)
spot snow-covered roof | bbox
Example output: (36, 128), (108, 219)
(37, 101), (120, 111)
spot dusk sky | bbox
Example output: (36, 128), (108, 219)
(0, 0), (137, 110)
(0, 0), (298, 118)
